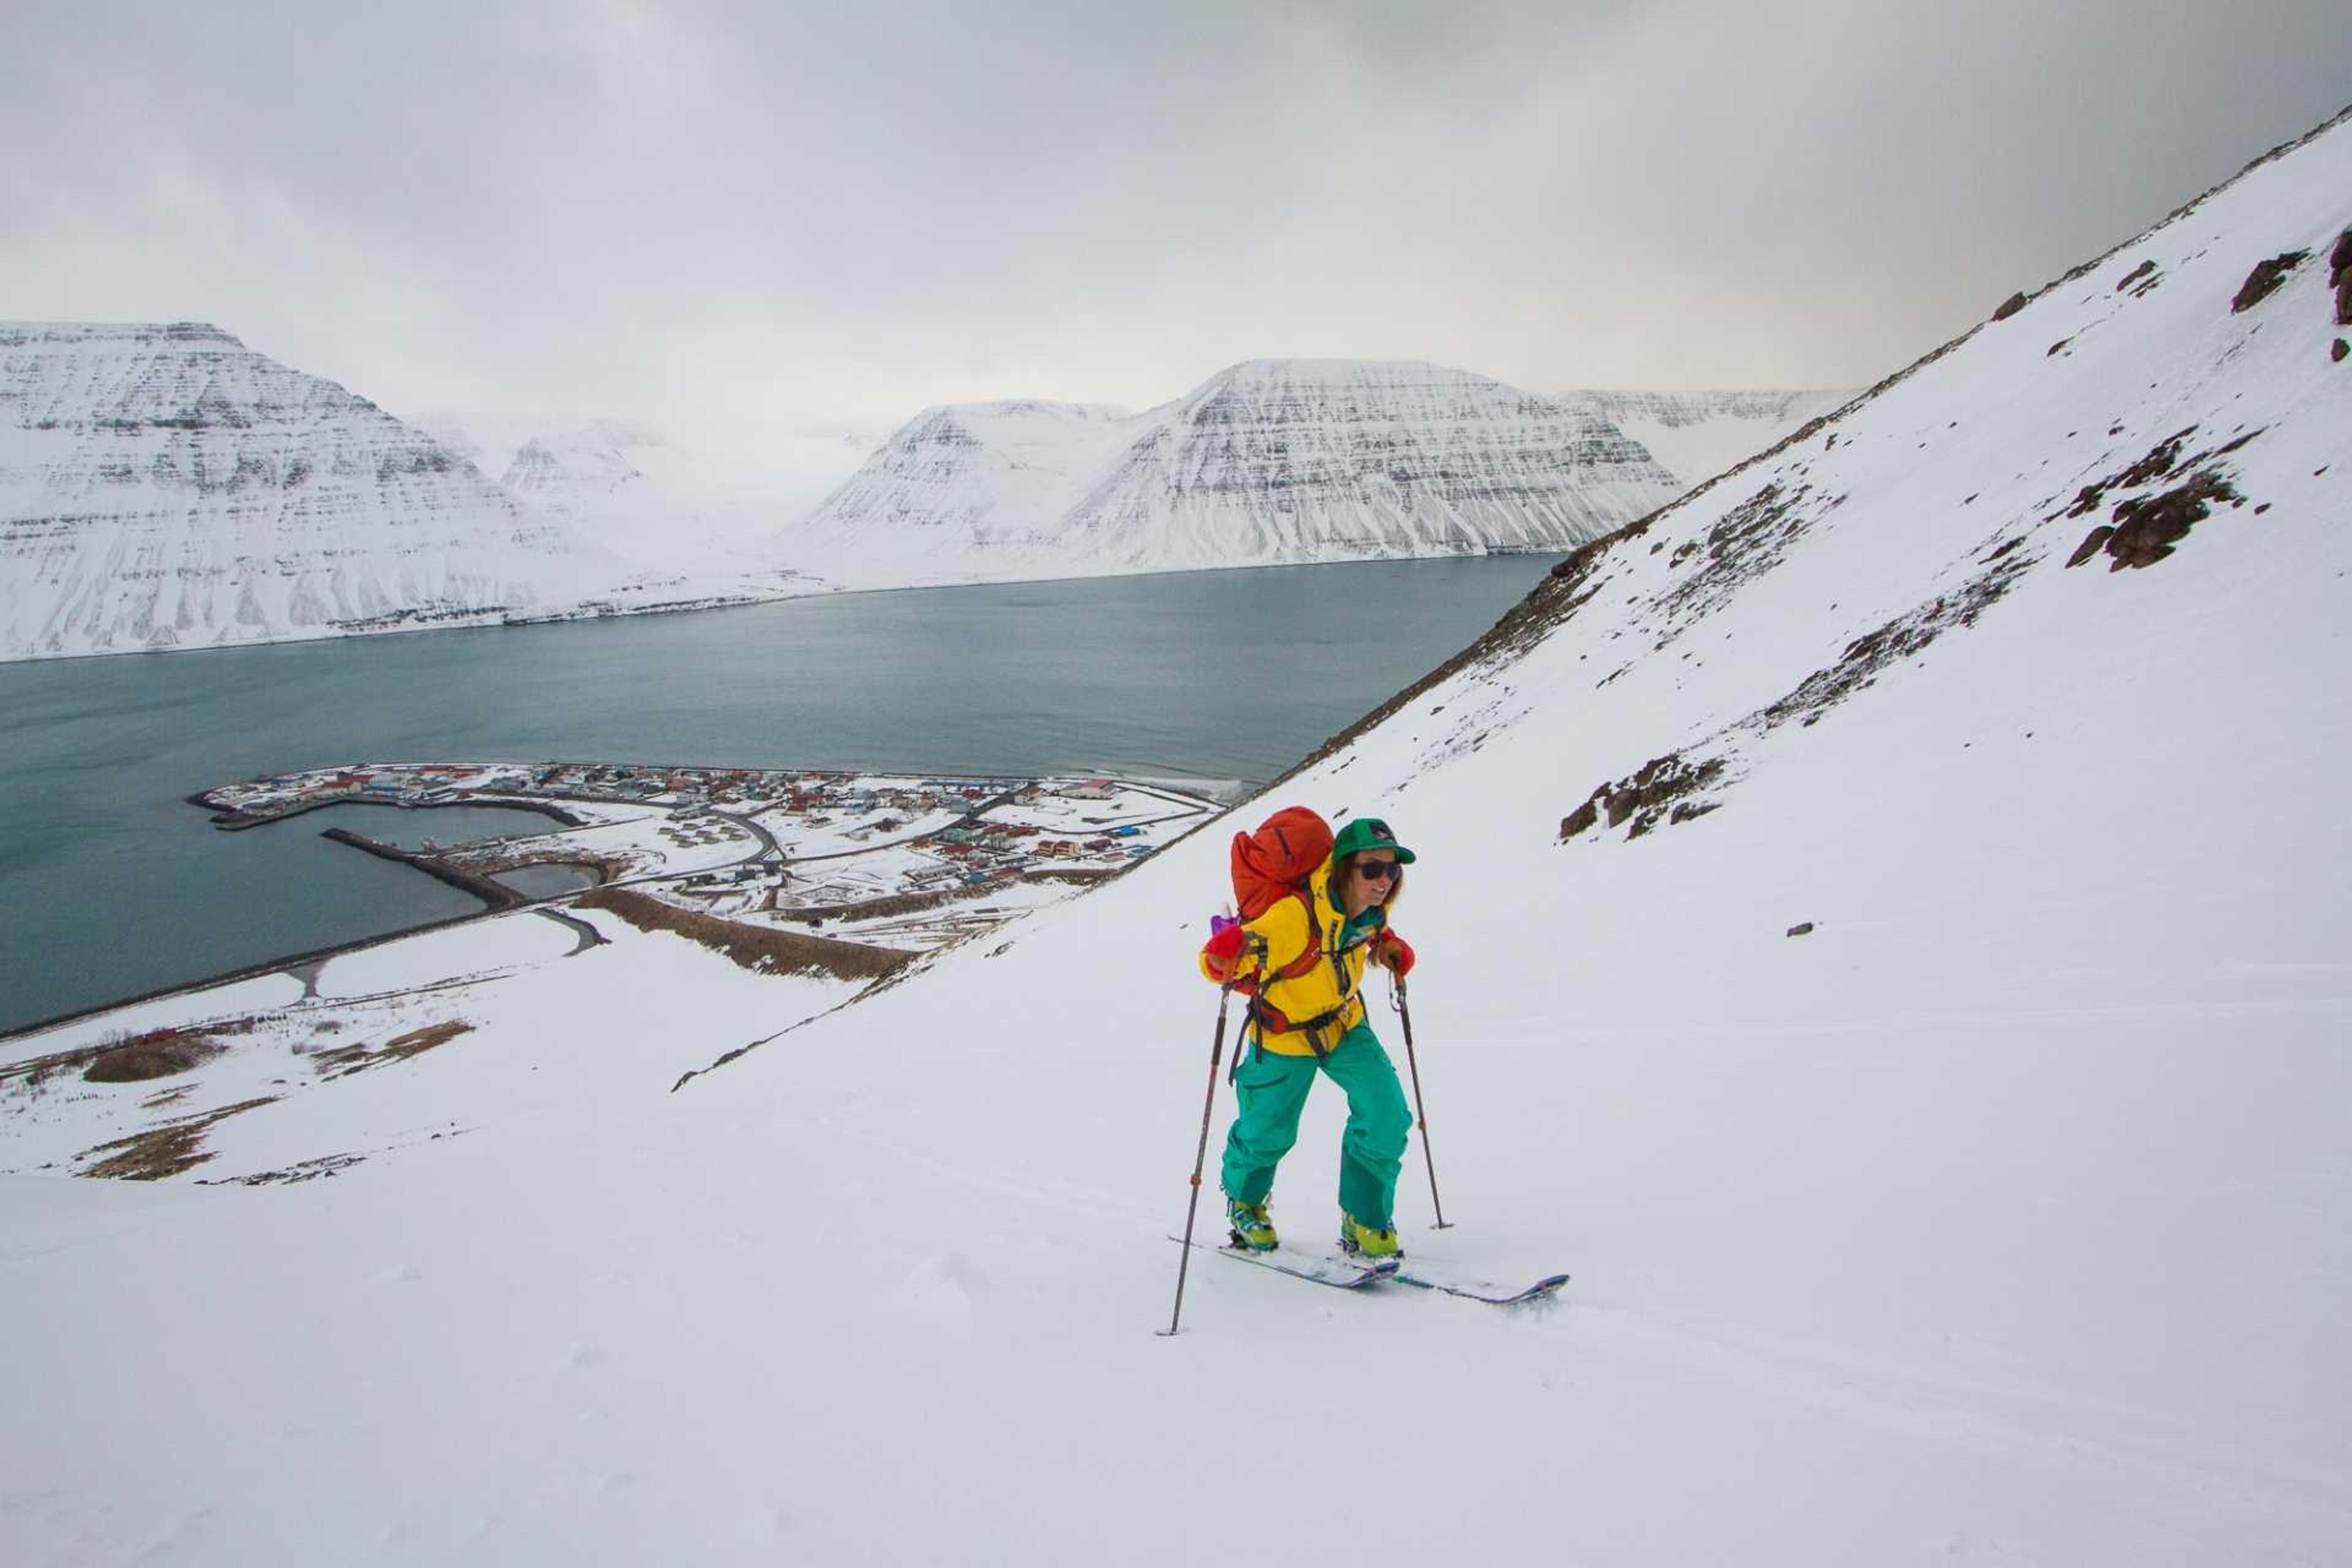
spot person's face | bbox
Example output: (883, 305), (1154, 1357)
(1341, 853), (1399, 918)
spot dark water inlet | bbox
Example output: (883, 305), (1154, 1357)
(0, 555), (1561, 1034)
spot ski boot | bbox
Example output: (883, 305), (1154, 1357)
(1338, 1212), (1403, 1262)
(1226, 1196), (1277, 1252)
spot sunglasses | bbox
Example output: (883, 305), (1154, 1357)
(1353, 859), (1400, 881)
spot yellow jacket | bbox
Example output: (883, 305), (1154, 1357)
(1199, 857), (1398, 1056)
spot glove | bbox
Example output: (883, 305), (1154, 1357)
(1374, 935), (1415, 978)
(1202, 922), (1247, 977)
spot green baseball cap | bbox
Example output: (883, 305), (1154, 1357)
(1330, 816), (1415, 864)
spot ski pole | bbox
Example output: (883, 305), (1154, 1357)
(1161, 951), (1247, 1336)
(1393, 977), (1452, 1230)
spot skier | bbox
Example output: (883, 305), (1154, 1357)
(1198, 816), (1419, 1261)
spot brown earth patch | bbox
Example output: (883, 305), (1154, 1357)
(775, 883), (995, 925)
(2332, 227), (2352, 323)
(82, 1033), (228, 1083)
(1022, 867), (1123, 886)
(2116, 259), (2158, 293)
(578, 887), (913, 982)
(311, 1019), (474, 1079)
(4, 1018), (266, 1095)
(79, 1096), (277, 1180)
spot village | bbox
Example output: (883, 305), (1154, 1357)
(193, 758), (1227, 959)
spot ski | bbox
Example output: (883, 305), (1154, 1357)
(1390, 1268), (1569, 1306)
(1167, 1234), (1398, 1289)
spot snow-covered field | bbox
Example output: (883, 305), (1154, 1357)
(0, 907), (858, 1186)
(2, 110), (2348, 1566)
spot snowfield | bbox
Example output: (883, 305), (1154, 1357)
(4, 111), (2351, 1566)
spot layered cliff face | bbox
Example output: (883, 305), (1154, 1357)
(0, 323), (636, 660)
(785, 361), (1684, 587)
(1558, 387), (1858, 489)
(1061, 360), (1683, 568)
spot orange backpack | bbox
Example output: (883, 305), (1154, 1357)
(1230, 805), (1333, 921)
(1224, 805), (1339, 1024)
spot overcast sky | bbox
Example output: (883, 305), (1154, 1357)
(7, 1), (2350, 464)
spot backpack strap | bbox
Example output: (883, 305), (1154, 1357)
(1245, 883), (1350, 1063)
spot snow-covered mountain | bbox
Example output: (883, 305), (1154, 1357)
(0, 330), (805, 662)
(6, 108), (2350, 1564)
(703, 399), (1133, 578)
(783, 360), (1686, 588)
(420, 410), (872, 592)
(1558, 386), (1856, 489)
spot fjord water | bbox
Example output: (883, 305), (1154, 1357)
(0, 556), (1559, 1034)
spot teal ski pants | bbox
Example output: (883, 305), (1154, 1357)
(1221, 1020), (1412, 1230)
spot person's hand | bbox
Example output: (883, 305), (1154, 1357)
(1203, 922), (1246, 978)
(1374, 935), (1414, 977)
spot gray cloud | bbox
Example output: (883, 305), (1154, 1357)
(5, 1), (2348, 464)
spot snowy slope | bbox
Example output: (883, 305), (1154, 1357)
(785, 360), (1684, 589)
(777, 399), (1139, 579)
(0, 330), (823, 663)
(419, 410), (871, 580)
(1561, 386), (1856, 489)
(5, 112), (2351, 1566)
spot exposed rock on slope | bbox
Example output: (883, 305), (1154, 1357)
(1280, 108), (2351, 852)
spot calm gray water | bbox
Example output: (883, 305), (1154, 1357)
(0, 556), (1555, 1034)
(494, 864), (601, 900)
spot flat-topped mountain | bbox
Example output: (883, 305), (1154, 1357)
(0, 326), (756, 661)
(783, 359), (1685, 587)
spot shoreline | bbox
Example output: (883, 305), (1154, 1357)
(0, 900), (522, 1047)
(194, 791), (592, 833)
(0, 546), (1571, 667)
(318, 827), (529, 912)
(4, 763), (1227, 1047)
